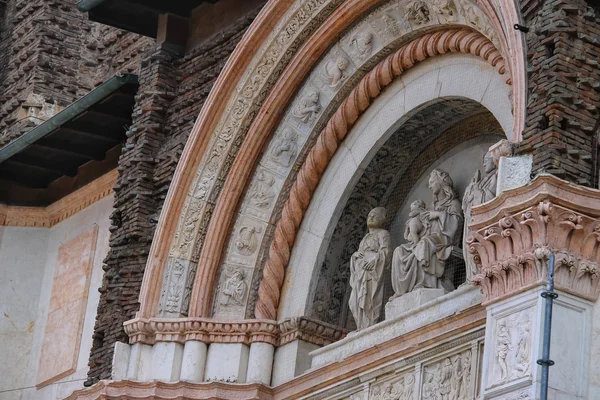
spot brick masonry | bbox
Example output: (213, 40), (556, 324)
(85, 9), (261, 385)
(519, 0), (600, 186)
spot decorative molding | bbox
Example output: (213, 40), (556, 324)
(468, 174), (600, 303)
(124, 316), (346, 347)
(65, 380), (274, 400)
(278, 316), (347, 346)
(255, 28), (507, 320)
(124, 317), (279, 346)
(0, 169), (117, 228)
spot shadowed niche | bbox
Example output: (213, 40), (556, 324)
(306, 98), (503, 330)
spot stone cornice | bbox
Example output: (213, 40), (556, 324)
(65, 380), (273, 400)
(468, 174), (600, 303)
(124, 316), (347, 347)
(124, 317), (279, 346)
(0, 169), (117, 228)
(277, 316), (347, 346)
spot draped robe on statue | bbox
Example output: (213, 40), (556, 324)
(349, 229), (391, 329)
(391, 197), (462, 296)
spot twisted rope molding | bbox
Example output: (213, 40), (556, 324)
(255, 28), (509, 319)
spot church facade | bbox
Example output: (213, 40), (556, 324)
(1, 0), (600, 399)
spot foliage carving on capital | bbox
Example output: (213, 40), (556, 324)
(468, 175), (600, 302)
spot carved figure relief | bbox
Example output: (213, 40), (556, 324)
(270, 127), (298, 167)
(325, 56), (350, 87)
(250, 171), (276, 209)
(164, 260), (185, 314)
(219, 270), (248, 306)
(391, 169), (463, 298)
(405, 1), (431, 25)
(382, 14), (402, 38)
(351, 31), (374, 61)
(431, 0), (457, 22)
(235, 225), (262, 256)
(292, 90), (321, 123)
(371, 373), (414, 400)
(514, 313), (531, 375)
(423, 350), (472, 400)
(489, 310), (533, 387)
(462, 151), (497, 282)
(349, 207), (392, 330)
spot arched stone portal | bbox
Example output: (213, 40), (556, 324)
(276, 53), (511, 322)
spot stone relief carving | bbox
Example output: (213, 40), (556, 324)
(219, 270), (248, 307)
(171, 0), (509, 320)
(371, 373), (415, 400)
(423, 350), (472, 400)
(391, 169), (464, 298)
(505, 390), (531, 400)
(235, 225), (262, 256)
(165, 260), (185, 313)
(489, 310), (532, 387)
(292, 90), (322, 123)
(351, 31), (374, 61)
(462, 151), (497, 282)
(307, 105), (497, 327)
(324, 56), (350, 87)
(270, 127), (298, 167)
(382, 13), (403, 39)
(349, 207), (392, 330)
(431, 0), (458, 22)
(250, 171), (276, 209)
(405, 1), (431, 25)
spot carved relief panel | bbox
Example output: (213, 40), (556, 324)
(213, 265), (254, 318)
(486, 308), (533, 389)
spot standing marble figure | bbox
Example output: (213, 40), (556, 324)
(462, 151), (497, 281)
(349, 207), (391, 330)
(391, 169), (463, 297)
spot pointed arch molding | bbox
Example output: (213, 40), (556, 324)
(137, 0), (524, 323)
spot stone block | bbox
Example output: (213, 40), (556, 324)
(496, 155), (532, 195)
(204, 343), (249, 383)
(385, 288), (446, 320)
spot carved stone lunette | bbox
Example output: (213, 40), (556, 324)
(467, 174), (600, 304)
(255, 28), (507, 320)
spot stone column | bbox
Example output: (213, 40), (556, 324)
(247, 342), (274, 384)
(468, 174), (600, 399)
(180, 340), (208, 382)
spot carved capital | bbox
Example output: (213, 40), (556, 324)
(278, 316), (347, 346)
(124, 317), (279, 346)
(468, 174), (600, 303)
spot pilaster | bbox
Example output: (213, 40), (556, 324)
(467, 174), (600, 399)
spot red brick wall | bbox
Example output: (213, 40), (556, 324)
(85, 8), (261, 384)
(519, 0), (600, 186)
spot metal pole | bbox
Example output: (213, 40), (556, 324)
(537, 253), (557, 400)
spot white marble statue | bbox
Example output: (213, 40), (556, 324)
(391, 169), (463, 298)
(349, 207), (392, 330)
(462, 151), (497, 281)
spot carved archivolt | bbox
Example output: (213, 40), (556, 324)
(256, 28), (507, 320)
(468, 174), (600, 303)
(137, 0), (520, 322)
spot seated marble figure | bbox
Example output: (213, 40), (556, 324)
(349, 169), (464, 330)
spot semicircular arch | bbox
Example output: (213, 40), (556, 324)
(138, 0), (526, 322)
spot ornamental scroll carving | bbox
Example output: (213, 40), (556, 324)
(467, 174), (600, 303)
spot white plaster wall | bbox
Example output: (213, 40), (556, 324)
(0, 194), (113, 400)
(587, 300), (600, 397)
(278, 53), (512, 319)
(0, 226), (48, 399)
